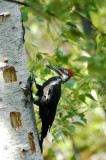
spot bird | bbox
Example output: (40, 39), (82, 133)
(30, 66), (74, 152)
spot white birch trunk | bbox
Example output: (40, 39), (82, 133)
(0, 1), (43, 159)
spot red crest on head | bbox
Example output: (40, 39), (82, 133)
(59, 68), (75, 77)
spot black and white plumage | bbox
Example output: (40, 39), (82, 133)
(31, 66), (74, 152)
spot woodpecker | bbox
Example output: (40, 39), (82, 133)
(31, 66), (74, 152)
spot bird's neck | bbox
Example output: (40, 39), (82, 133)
(56, 76), (62, 84)
(59, 75), (70, 83)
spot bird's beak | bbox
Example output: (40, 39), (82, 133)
(47, 66), (62, 76)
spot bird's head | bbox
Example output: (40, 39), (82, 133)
(47, 66), (74, 82)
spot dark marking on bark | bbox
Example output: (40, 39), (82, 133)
(20, 12), (25, 43)
(10, 112), (22, 131)
(19, 81), (22, 85)
(3, 66), (17, 83)
(0, 97), (2, 102)
(3, 58), (8, 64)
(21, 144), (30, 152)
(28, 132), (36, 153)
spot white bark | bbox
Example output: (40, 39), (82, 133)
(0, 1), (43, 159)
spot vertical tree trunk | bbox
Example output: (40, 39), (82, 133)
(0, 1), (43, 159)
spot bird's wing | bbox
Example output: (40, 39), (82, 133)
(39, 82), (61, 129)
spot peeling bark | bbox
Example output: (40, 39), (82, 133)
(0, 1), (43, 159)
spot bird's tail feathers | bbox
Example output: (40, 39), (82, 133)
(40, 123), (50, 152)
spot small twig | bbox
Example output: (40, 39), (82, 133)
(71, 136), (82, 160)
(72, 10), (98, 30)
(37, 120), (41, 125)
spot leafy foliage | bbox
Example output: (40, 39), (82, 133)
(21, 0), (106, 159)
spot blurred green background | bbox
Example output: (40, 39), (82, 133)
(21, 0), (105, 159)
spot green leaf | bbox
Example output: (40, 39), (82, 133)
(62, 97), (73, 104)
(56, 47), (68, 63)
(29, 61), (37, 71)
(41, 53), (48, 56)
(36, 52), (43, 60)
(31, 44), (38, 48)
(64, 78), (75, 90)
(91, 104), (97, 109)
(74, 56), (90, 61)
(24, 25), (30, 31)
(65, 125), (75, 133)
(61, 27), (85, 41)
(54, 131), (62, 141)
(80, 113), (87, 124)
(62, 131), (69, 137)
(79, 94), (85, 102)
(22, 8), (28, 22)
(85, 93), (96, 101)
(56, 47), (63, 57)
(73, 121), (85, 127)
(46, 0), (70, 21)
(40, 68), (51, 76)
(29, 61), (44, 71)
(43, 68), (51, 74)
